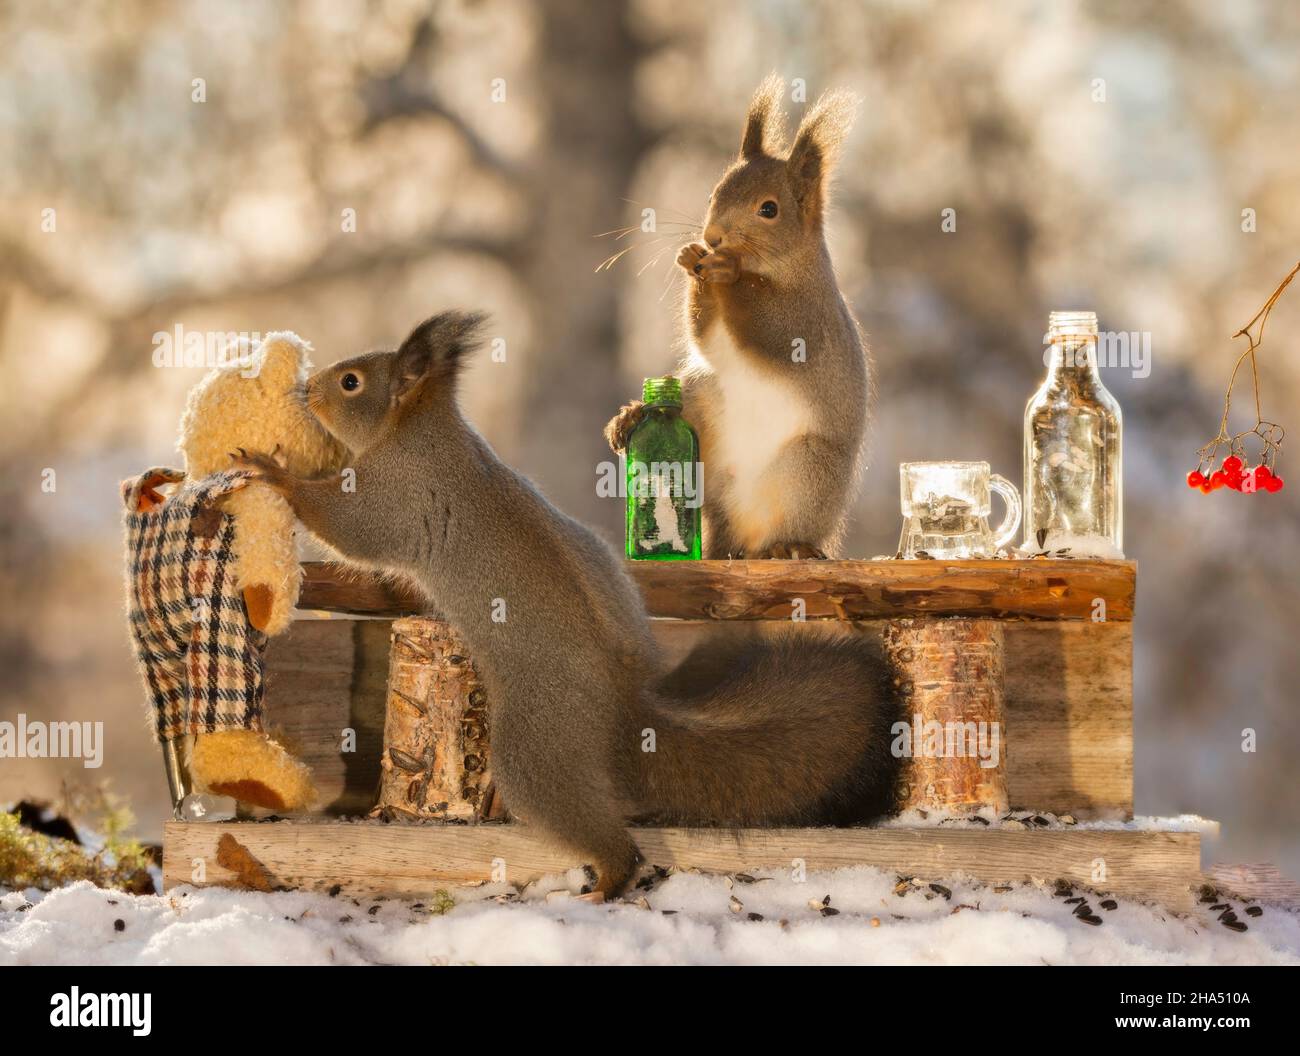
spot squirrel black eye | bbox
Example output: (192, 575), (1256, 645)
(758, 200), (778, 219)
(340, 372), (361, 392)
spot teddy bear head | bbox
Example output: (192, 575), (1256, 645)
(178, 331), (347, 479)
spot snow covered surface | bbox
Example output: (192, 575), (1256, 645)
(883, 809), (1219, 832)
(4, 865), (1297, 966)
(1012, 532), (1125, 560)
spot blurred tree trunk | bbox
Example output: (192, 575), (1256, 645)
(516, 0), (648, 532)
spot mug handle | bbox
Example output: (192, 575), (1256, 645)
(989, 474), (1022, 552)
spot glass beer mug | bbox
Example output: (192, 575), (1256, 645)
(898, 461), (1022, 560)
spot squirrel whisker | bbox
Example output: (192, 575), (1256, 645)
(619, 196), (704, 227)
(658, 263), (681, 303)
(595, 234), (677, 273)
(636, 244), (676, 276)
(594, 220), (700, 241)
(734, 232), (777, 271)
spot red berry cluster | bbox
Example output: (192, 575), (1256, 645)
(1187, 455), (1284, 494)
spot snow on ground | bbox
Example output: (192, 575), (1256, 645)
(3, 865), (1298, 966)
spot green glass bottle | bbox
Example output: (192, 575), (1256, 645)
(625, 376), (702, 560)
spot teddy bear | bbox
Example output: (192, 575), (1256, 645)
(122, 332), (348, 813)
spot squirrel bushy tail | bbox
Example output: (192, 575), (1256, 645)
(633, 630), (900, 827)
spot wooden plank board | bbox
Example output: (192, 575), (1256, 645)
(1205, 862), (1300, 910)
(262, 619), (391, 815)
(1001, 623), (1132, 818)
(163, 820), (1200, 908)
(264, 617), (1133, 819)
(630, 559), (1134, 621)
(298, 563), (419, 617)
(297, 559), (1136, 622)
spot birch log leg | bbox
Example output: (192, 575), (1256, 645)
(374, 615), (504, 821)
(884, 618), (1008, 814)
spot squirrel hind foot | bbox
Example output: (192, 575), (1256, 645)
(603, 400), (646, 454)
(755, 541), (829, 560)
(587, 842), (643, 899)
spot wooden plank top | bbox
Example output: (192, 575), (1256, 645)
(298, 558), (1135, 622)
(628, 559), (1135, 621)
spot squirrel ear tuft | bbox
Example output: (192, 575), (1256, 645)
(392, 310), (489, 401)
(740, 74), (788, 158)
(786, 88), (859, 222)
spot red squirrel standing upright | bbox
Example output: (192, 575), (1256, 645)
(607, 75), (871, 559)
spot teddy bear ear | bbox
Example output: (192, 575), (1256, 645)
(253, 332), (311, 388)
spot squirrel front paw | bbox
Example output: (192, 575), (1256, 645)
(229, 447), (290, 493)
(676, 242), (709, 273)
(678, 242), (738, 284)
(694, 250), (740, 285)
(603, 400), (646, 454)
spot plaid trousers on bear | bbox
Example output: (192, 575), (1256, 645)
(122, 467), (267, 743)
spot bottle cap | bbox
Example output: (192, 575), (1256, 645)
(642, 376), (682, 406)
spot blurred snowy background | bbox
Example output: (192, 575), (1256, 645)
(1, 0), (1297, 874)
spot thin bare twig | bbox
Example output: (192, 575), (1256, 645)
(1195, 260), (1299, 475)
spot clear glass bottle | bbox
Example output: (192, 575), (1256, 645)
(1023, 311), (1123, 557)
(626, 376), (702, 560)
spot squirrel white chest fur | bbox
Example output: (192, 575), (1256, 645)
(688, 321), (815, 536)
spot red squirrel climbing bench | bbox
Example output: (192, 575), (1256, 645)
(161, 558), (1207, 908)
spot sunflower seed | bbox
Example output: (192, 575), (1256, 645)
(388, 748), (425, 773)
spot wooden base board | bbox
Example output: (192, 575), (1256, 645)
(163, 820), (1200, 909)
(1205, 862), (1300, 910)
